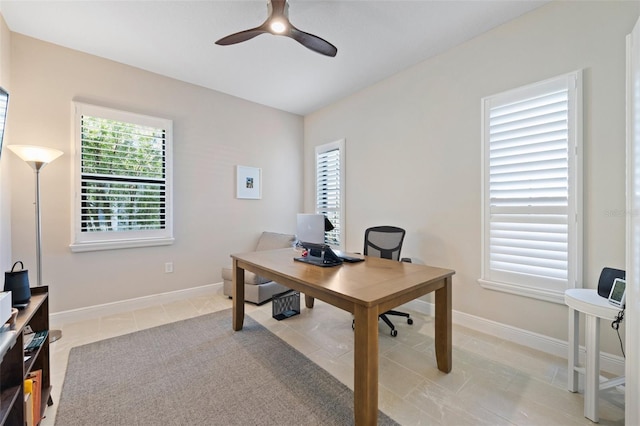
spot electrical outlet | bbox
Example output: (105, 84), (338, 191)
(165, 262), (173, 273)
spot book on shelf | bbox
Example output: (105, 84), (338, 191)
(23, 330), (48, 353)
(24, 378), (34, 426)
(26, 369), (42, 425)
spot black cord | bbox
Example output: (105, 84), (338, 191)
(611, 309), (625, 358)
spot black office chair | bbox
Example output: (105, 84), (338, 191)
(362, 226), (414, 337)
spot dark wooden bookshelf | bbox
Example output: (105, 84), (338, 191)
(0, 286), (51, 425)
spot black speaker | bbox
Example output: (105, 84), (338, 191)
(597, 267), (625, 298)
(4, 261), (31, 308)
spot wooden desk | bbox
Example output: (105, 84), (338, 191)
(231, 248), (455, 425)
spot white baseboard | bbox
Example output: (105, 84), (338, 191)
(51, 285), (625, 377)
(403, 298), (625, 377)
(50, 283), (221, 327)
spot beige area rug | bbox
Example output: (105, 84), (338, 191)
(55, 309), (398, 425)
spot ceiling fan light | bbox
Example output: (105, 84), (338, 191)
(270, 20), (287, 34)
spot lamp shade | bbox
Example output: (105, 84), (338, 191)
(7, 145), (63, 164)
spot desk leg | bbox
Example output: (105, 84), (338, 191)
(568, 307), (580, 392)
(353, 304), (378, 426)
(434, 276), (452, 373)
(232, 259), (245, 331)
(584, 315), (600, 422)
(305, 295), (315, 309)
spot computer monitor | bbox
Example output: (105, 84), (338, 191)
(296, 213), (325, 244)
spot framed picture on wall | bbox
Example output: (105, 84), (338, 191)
(236, 165), (261, 199)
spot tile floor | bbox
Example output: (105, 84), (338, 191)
(42, 287), (625, 425)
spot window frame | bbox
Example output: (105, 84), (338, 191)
(70, 102), (174, 252)
(315, 139), (345, 249)
(479, 71), (583, 303)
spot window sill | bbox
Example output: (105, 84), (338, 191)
(70, 237), (175, 253)
(477, 279), (566, 304)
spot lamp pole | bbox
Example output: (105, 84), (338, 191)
(34, 161), (45, 286)
(7, 145), (63, 342)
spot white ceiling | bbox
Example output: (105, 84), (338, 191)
(0, 0), (549, 116)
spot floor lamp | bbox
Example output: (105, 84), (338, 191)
(7, 145), (63, 342)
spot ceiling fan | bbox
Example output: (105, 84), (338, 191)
(215, 0), (338, 57)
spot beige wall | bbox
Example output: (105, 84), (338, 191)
(7, 34), (304, 313)
(304, 1), (639, 354)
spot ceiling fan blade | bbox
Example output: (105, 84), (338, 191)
(289, 27), (338, 57)
(215, 27), (268, 46)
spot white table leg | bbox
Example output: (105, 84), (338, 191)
(584, 314), (600, 422)
(568, 307), (580, 392)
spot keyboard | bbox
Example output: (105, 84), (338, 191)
(24, 330), (48, 353)
(294, 256), (342, 267)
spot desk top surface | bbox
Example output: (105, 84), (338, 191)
(231, 248), (455, 307)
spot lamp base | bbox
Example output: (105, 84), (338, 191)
(49, 329), (62, 343)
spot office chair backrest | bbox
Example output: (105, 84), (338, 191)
(364, 226), (406, 261)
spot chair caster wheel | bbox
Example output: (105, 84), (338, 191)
(408, 318), (413, 325)
(390, 329), (398, 337)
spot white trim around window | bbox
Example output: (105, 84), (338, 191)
(70, 102), (174, 252)
(479, 71), (583, 303)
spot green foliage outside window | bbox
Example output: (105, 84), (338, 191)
(81, 115), (167, 233)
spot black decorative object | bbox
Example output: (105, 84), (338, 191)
(324, 216), (334, 232)
(4, 261), (31, 308)
(597, 267), (625, 298)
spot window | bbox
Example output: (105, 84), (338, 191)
(71, 102), (173, 252)
(479, 72), (582, 303)
(315, 139), (345, 248)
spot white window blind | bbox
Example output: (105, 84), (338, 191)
(480, 72), (582, 302)
(71, 103), (174, 252)
(316, 140), (345, 248)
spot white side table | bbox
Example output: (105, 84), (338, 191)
(565, 288), (625, 422)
